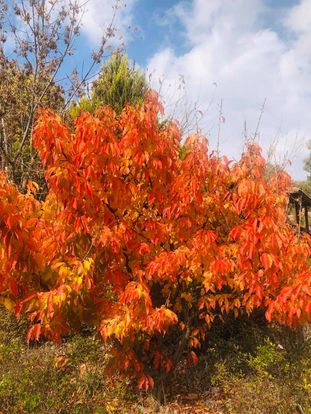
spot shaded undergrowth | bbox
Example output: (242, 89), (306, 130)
(0, 306), (310, 413)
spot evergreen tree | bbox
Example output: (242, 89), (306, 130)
(71, 52), (148, 116)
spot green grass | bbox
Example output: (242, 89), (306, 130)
(0, 306), (310, 413)
(0, 307), (137, 413)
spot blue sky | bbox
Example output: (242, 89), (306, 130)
(9, 0), (310, 180)
(70, 0), (311, 180)
(125, 0), (300, 65)
(124, 0), (310, 182)
(126, 0), (190, 65)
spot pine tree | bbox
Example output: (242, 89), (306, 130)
(71, 52), (148, 116)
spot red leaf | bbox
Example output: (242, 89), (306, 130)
(190, 351), (199, 366)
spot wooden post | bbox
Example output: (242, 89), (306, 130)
(295, 201), (299, 227)
(305, 206), (309, 233)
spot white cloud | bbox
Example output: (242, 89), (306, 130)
(81, 0), (137, 46)
(284, 0), (311, 33)
(147, 0), (311, 180)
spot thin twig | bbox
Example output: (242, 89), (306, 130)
(254, 98), (266, 141)
(216, 99), (223, 157)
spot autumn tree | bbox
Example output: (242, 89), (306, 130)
(0, 93), (310, 390)
(0, 0), (119, 191)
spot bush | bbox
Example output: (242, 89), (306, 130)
(0, 94), (310, 390)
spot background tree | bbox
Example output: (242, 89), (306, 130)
(301, 140), (311, 195)
(70, 51), (149, 117)
(0, 0), (118, 192)
(0, 60), (64, 194)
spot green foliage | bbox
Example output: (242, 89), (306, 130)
(70, 52), (148, 117)
(304, 140), (311, 176)
(0, 306), (136, 414)
(295, 179), (311, 197)
(205, 321), (311, 414)
(0, 305), (310, 413)
(301, 139), (311, 196)
(247, 338), (286, 377)
(179, 145), (190, 160)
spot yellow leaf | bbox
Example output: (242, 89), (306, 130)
(0, 297), (15, 311)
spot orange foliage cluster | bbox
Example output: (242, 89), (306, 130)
(0, 93), (310, 389)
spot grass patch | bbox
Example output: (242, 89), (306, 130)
(0, 306), (137, 413)
(0, 306), (310, 413)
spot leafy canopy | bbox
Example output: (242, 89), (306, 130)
(0, 93), (310, 389)
(70, 52), (148, 117)
(301, 140), (311, 196)
(0, 60), (64, 192)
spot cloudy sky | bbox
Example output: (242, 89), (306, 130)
(78, 0), (311, 180)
